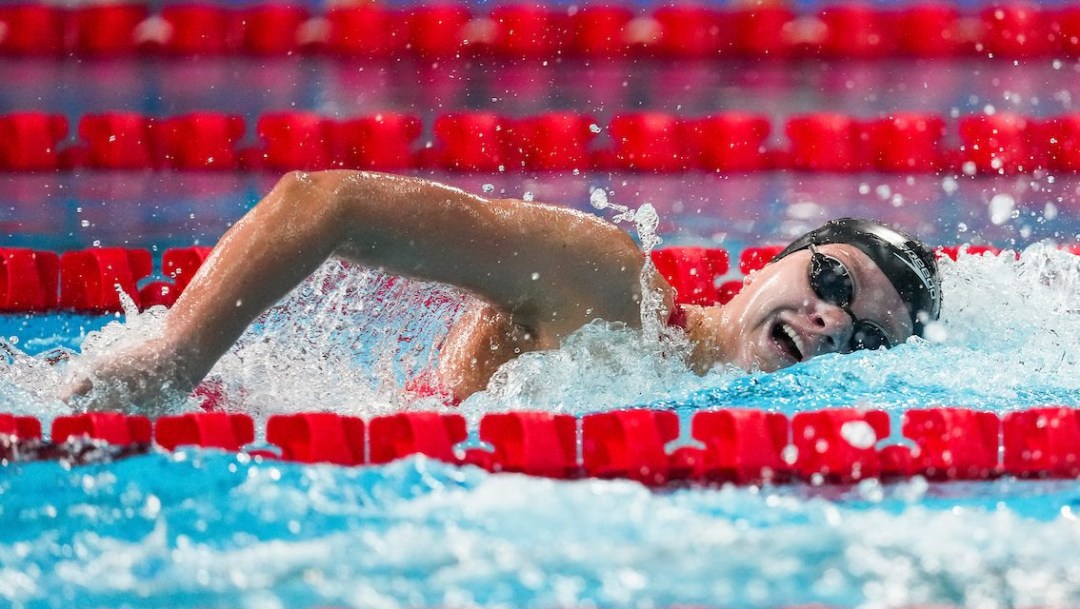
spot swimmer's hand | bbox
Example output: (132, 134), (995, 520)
(59, 338), (194, 415)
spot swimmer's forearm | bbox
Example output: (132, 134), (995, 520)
(163, 171), (353, 382)
(164, 169), (644, 385)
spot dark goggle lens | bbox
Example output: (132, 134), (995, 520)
(851, 321), (892, 351)
(810, 250), (894, 352)
(809, 252), (854, 308)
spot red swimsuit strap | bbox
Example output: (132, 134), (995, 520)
(666, 303), (688, 330)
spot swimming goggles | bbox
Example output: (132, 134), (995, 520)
(808, 245), (894, 352)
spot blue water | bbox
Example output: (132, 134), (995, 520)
(4, 4), (1080, 605)
(2, 452), (1080, 609)
(2, 244), (1080, 607)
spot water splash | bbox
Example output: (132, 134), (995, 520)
(3, 244), (1080, 424)
(674, 243), (1080, 413)
(588, 186), (668, 346)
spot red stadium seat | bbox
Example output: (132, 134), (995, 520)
(0, 248), (59, 312)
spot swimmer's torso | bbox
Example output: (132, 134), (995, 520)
(435, 302), (549, 402)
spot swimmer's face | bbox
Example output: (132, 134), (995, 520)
(717, 244), (914, 372)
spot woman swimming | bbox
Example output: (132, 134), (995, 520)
(63, 171), (941, 410)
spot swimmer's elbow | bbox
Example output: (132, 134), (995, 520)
(270, 170), (367, 218)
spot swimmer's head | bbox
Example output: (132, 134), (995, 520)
(688, 218), (941, 373)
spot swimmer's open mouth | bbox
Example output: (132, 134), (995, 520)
(771, 320), (805, 362)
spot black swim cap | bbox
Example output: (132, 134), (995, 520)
(772, 218), (942, 337)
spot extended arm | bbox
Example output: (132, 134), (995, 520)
(66, 170), (648, 409)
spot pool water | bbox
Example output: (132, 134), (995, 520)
(3, 452), (1080, 609)
(5, 3), (1080, 607)
(2, 236), (1080, 608)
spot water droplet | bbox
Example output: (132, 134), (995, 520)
(989, 193), (1016, 225)
(522, 192), (534, 202)
(530, 272), (540, 280)
(781, 445), (798, 465)
(840, 420), (877, 449)
(941, 176), (959, 194)
(481, 184), (495, 194)
(589, 188), (609, 210)
(80, 220), (89, 228)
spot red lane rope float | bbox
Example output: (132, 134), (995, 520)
(4, 110), (1080, 175)
(4, 407), (1080, 484)
(0, 244), (1064, 314)
(2, 2), (1079, 60)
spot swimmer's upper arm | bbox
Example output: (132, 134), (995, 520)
(329, 171), (646, 331)
(155, 170), (644, 394)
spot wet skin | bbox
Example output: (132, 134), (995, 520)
(679, 243), (914, 374)
(64, 171), (915, 411)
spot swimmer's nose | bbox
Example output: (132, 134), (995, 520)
(808, 302), (854, 354)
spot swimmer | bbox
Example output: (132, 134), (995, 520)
(62, 171), (941, 411)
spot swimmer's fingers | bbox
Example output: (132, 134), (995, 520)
(57, 341), (189, 415)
